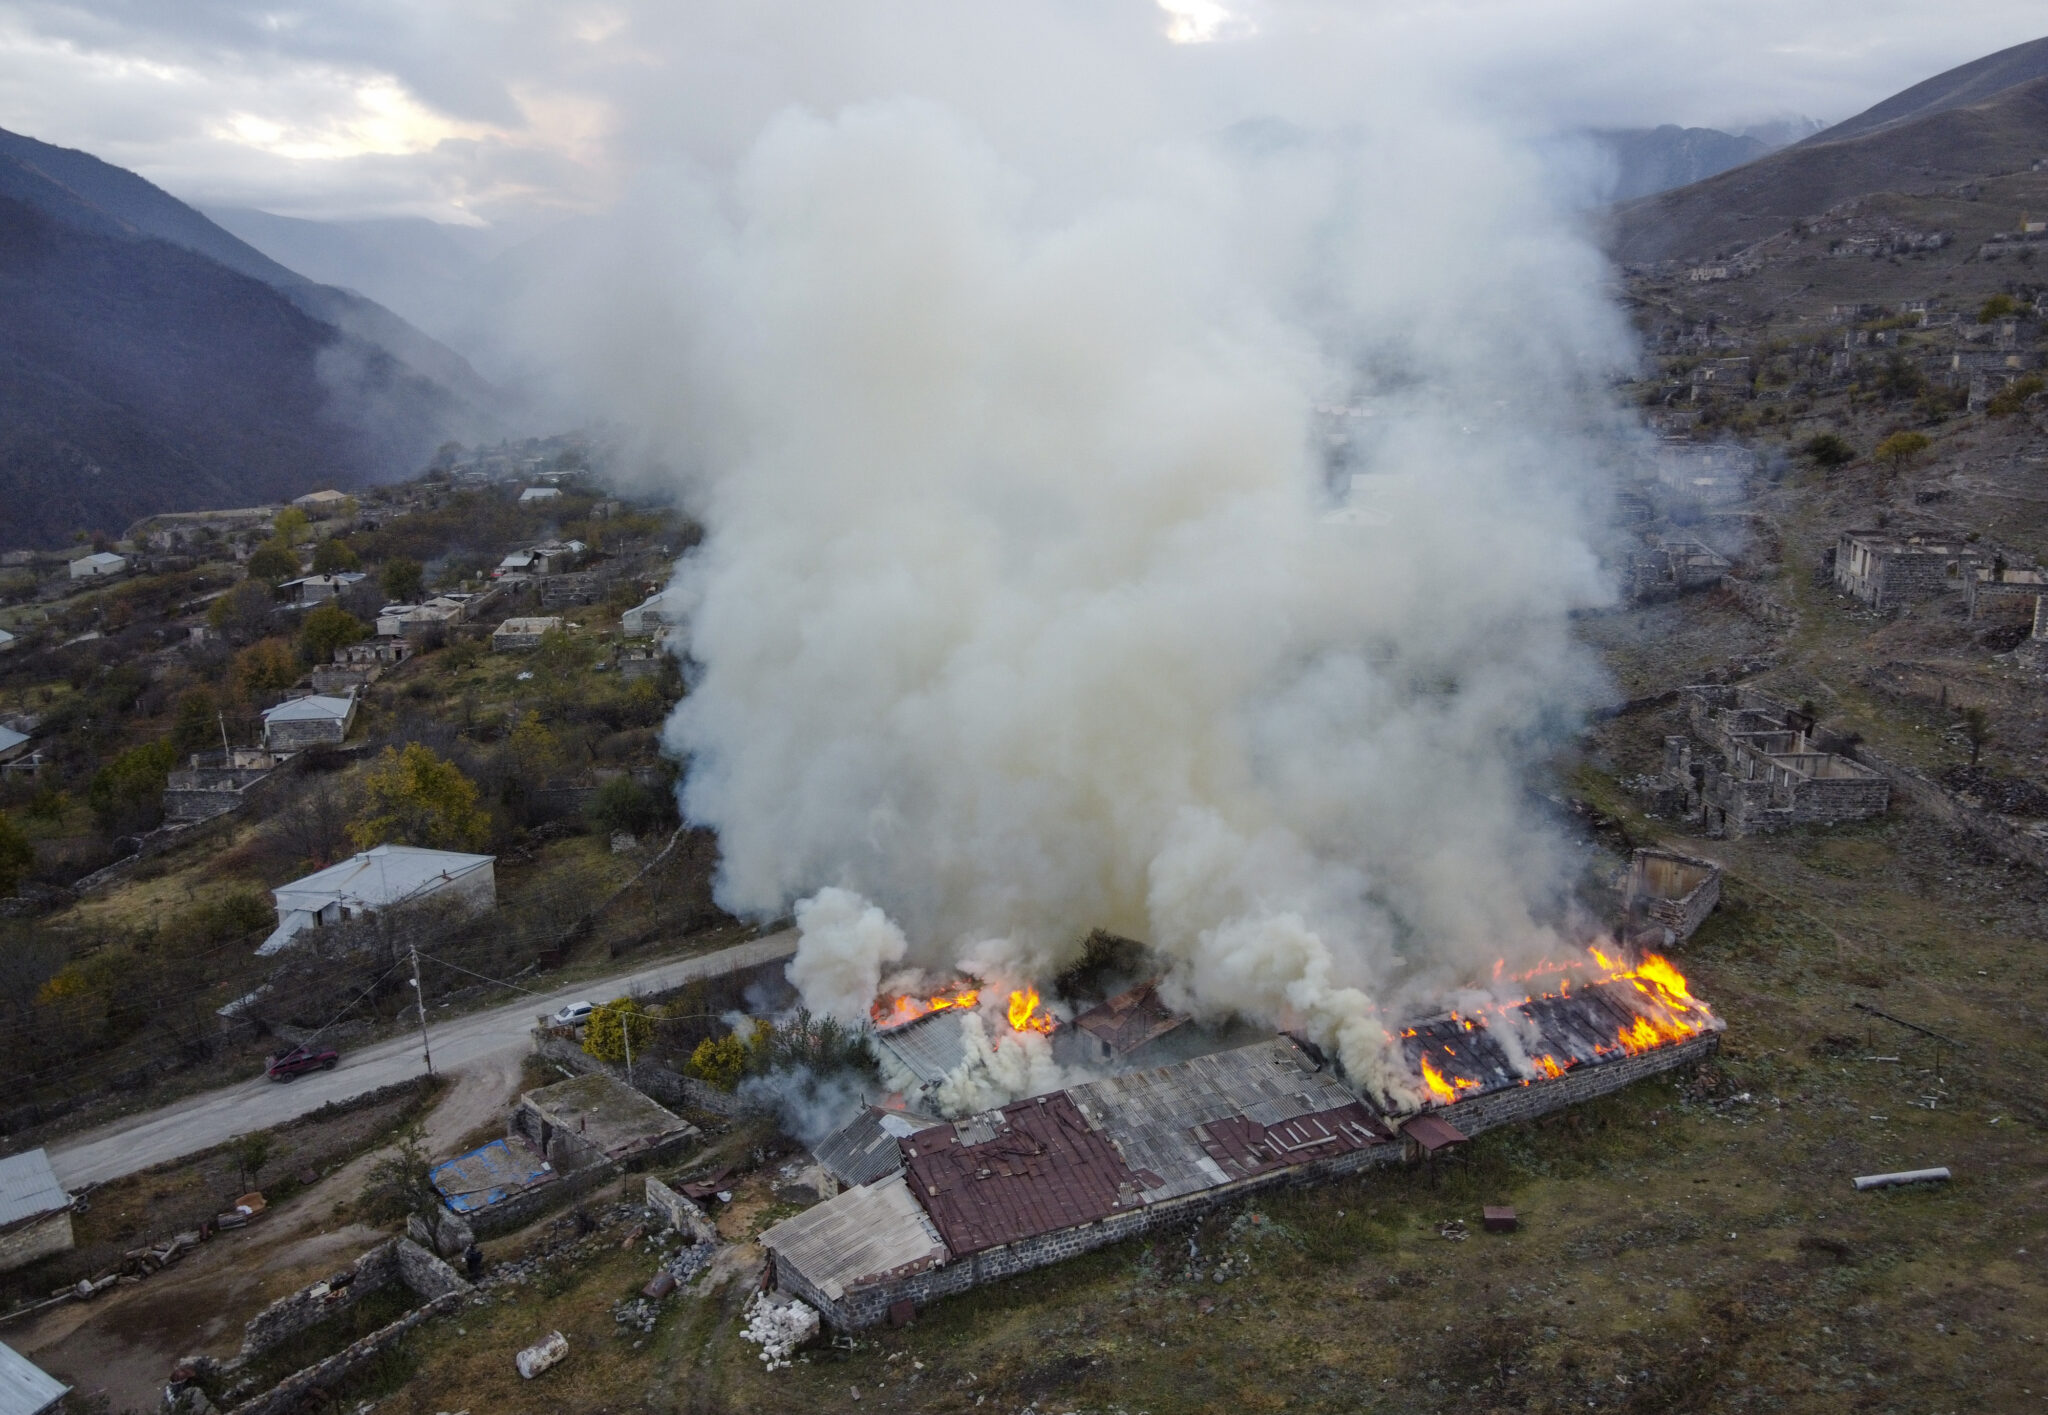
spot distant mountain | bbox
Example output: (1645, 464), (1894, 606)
(1586, 126), (1770, 202)
(1608, 39), (2048, 265)
(1799, 35), (2048, 145)
(0, 128), (496, 546)
(204, 207), (505, 369)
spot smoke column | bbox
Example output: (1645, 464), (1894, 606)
(549, 81), (1637, 1103)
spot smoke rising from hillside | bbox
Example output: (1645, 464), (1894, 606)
(546, 90), (1637, 1103)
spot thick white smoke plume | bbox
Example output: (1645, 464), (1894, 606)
(548, 90), (1637, 1104)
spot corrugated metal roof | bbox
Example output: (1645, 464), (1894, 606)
(0, 1150), (68, 1230)
(0, 727), (26, 756)
(900, 1093), (1137, 1257)
(876, 1011), (969, 1088)
(812, 1106), (942, 1189)
(760, 1174), (948, 1300)
(272, 845), (494, 913)
(1068, 1037), (1367, 1202)
(1071, 982), (1186, 1059)
(260, 693), (355, 723)
(0, 1341), (67, 1415)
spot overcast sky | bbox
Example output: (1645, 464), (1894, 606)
(1, 1), (2043, 226)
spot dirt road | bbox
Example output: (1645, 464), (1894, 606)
(48, 931), (797, 1188)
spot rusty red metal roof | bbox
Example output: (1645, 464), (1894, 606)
(900, 1093), (1137, 1257)
(1400, 1113), (1468, 1152)
(1071, 982), (1187, 1058)
(1192, 1100), (1389, 1181)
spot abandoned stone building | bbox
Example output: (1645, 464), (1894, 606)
(1635, 686), (1889, 836)
(1623, 847), (1723, 946)
(1629, 533), (1731, 602)
(1965, 563), (2048, 620)
(162, 747), (295, 823)
(511, 1073), (698, 1173)
(1833, 531), (1980, 612)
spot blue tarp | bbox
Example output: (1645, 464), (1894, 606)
(428, 1137), (555, 1214)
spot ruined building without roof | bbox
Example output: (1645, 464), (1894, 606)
(1633, 686), (1888, 836)
(1833, 530), (1980, 612)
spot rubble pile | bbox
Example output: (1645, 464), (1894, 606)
(740, 1292), (821, 1370)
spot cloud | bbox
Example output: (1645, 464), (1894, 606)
(2, 3), (2045, 221)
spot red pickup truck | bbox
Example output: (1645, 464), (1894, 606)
(265, 1044), (339, 1082)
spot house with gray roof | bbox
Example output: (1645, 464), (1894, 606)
(259, 844), (496, 955)
(259, 691), (357, 750)
(0, 1150), (73, 1273)
(0, 1341), (67, 1415)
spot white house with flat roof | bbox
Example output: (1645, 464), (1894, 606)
(68, 552), (127, 579)
(518, 486), (562, 504)
(259, 844), (497, 955)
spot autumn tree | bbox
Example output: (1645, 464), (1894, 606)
(1874, 430), (1931, 473)
(311, 538), (361, 573)
(684, 1033), (747, 1090)
(246, 543), (301, 584)
(583, 997), (655, 1065)
(272, 507), (312, 546)
(209, 580), (278, 644)
(232, 638), (299, 702)
(299, 603), (366, 663)
(351, 744), (490, 851)
(380, 557), (425, 604)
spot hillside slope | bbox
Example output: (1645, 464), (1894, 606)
(1803, 33), (2048, 145)
(0, 194), (457, 546)
(1608, 70), (2048, 265)
(0, 128), (496, 410)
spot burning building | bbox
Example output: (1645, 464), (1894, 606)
(763, 947), (1722, 1330)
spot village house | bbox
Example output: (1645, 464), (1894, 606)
(620, 592), (677, 638)
(517, 486), (562, 505)
(278, 572), (366, 606)
(1833, 531), (1980, 612)
(375, 597), (467, 639)
(493, 616), (564, 651)
(0, 1341), (68, 1414)
(0, 1150), (73, 1273)
(290, 489), (351, 514)
(68, 551), (127, 580)
(1629, 533), (1731, 602)
(337, 638), (412, 667)
(259, 691), (357, 750)
(511, 1074), (698, 1173)
(258, 844), (497, 955)
(0, 725), (29, 767)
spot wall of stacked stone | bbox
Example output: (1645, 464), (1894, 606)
(1965, 578), (2043, 620)
(225, 1290), (465, 1415)
(1785, 774), (1890, 826)
(265, 717), (351, 751)
(788, 1031), (1720, 1330)
(1643, 876), (1720, 939)
(1840, 738), (2048, 875)
(238, 1240), (401, 1357)
(0, 1211), (72, 1272)
(1871, 551), (1972, 611)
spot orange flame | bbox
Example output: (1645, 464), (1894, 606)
(1408, 945), (1716, 1105)
(1006, 986), (1056, 1035)
(871, 984), (981, 1031)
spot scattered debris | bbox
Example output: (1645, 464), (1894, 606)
(1437, 1219), (1469, 1241)
(516, 1329), (570, 1379)
(741, 1292), (821, 1370)
(1853, 1167), (1952, 1192)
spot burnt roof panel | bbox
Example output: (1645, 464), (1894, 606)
(900, 1093), (1135, 1257)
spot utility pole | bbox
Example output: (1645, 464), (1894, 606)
(622, 1004), (633, 1086)
(217, 710), (231, 760)
(409, 943), (435, 1077)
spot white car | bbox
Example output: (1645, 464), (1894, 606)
(552, 1001), (595, 1027)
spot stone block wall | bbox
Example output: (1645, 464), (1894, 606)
(644, 1177), (721, 1244)
(265, 717), (349, 751)
(1966, 577), (2045, 620)
(0, 1210), (73, 1273)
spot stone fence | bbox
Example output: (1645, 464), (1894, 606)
(532, 1030), (762, 1119)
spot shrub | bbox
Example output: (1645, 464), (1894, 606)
(1873, 430), (1931, 472)
(232, 638), (299, 701)
(685, 1033), (748, 1090)
(380, 557), (424, 604)
(584, 997), (655, 1064)
(1986, 374), (2044, 417)
(587, 775), (668, 837)
(1978, 293), (2016, 322)
(1798, 432), (1855, 470)
(311, 538), (361, 573)
(86, 738), (176, 833)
